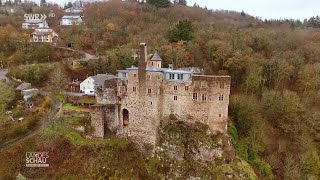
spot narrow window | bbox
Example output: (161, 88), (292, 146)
(219, 114), (222, 118)
(133, 87), (136, 92)
(134, 74), (137, 77)
(202, 94), (207, 101)
(152, 62), (154, 66)
(148, 88), (152, 94)
(147, 75), (151, 79)
(185, 86), (189, 91)
(219, 95), (224, 101)
(193, 93), (198, 100)
(174, 86), (178, 91)
(201, 81), (208, 88)
(174, 96), (178, 101)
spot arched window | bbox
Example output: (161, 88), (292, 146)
(123, 109), (129, 126)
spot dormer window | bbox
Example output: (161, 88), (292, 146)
(169, 73), (175, 80)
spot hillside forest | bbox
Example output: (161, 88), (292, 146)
(0, 0), (319, 179)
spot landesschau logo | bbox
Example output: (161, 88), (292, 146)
(26, 152), (49, 167)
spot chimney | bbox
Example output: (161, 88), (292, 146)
(201, 69), (205, 75)
(138, 43), (147, 95)
(139, 43), (147, 62)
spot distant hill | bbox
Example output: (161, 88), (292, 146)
(0, 1), (319, 179)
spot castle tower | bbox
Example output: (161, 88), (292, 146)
(148, 52), (162, 68)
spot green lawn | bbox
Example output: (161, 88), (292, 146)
(44, 122), (128, 146)
(55, 94), (65, 102)
(63, 103), (86, 111)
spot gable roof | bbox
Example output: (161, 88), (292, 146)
(16, 82), (31, 91)
(91, 74), (116, 86)
(61, 15), (83, 20)
(31, 28), (58, 37)
(24, 19), (47, 24)
(151, 52), (162, 61)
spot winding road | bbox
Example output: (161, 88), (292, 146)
(0, 47), (95, 150)
(0, 93), (61, 150)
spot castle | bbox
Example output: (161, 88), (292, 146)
(90, 43), (231, 146)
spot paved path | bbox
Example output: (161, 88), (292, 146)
(0, 93), (61, 150)
(57, 47), (99, 61)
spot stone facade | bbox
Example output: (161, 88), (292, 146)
(90, 43), (231, 146)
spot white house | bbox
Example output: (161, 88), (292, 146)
(60, 15), (84, 26)
(22, 19), (49, 29)
(80, 74), (115, 96)
(64, 7), (84, 13)
(21, 88), (39, 101)
(30, 28), (59, 44)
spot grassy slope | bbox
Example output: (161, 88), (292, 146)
(0, 119), (257, 179)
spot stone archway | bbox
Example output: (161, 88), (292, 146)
(123, 109), (129, 126)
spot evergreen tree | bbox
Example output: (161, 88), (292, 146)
(173, 0), (187, 6)
(40, 0), (47, 7)
(5, 0), (12, 7)
(168, 19), (194, 43)
(147, 0), (170, 8)
(179, 0), (187, 5)
(64, 2), (73, 9)
(14, 0), (21, 5)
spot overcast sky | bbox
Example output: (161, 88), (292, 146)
(45, 0), (318, 20)
(187, 0), (318, 20)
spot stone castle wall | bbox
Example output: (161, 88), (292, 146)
(90, 74), (231, 144)
(89, 105), (105, 138)
(89, 43), (231, 146)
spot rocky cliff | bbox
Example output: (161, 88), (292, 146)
(146, 121), (257, 179)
